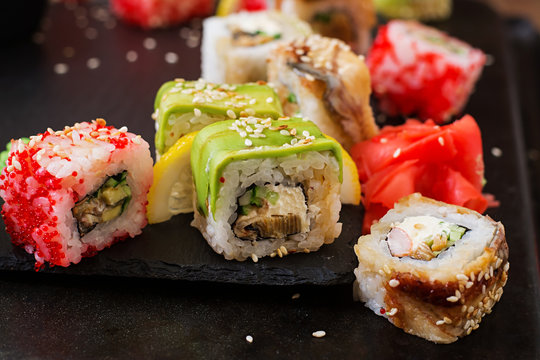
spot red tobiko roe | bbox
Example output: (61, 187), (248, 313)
(241, 0), (267, 11)
(351, 115), (495, 234)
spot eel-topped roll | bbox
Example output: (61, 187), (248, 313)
(268, 35), (378, 150)
(191, 116), (343, 261)
(354, 193), (509, 343)
(0, 119), (153, 268)
(154, 79), (283, 157)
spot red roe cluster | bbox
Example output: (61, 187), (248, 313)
(0, 119), (148, 269)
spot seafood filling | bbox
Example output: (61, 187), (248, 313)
(386, 216), (467, 260)
(233, 184), (309, 241)
(72, 171), (131, 237)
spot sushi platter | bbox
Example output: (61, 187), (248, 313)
(0, 0), (539, 358)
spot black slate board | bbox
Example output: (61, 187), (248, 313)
(0, 0), (539, 359)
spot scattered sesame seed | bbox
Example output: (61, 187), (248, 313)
(292, 293), (300, 300)
(443, 317), (452, 324)
(388, 279), (399, 287)
(465, 281), (474, 289)
(456, 274), (468, 281)
(312, 331), (326, 338)
(250, 253), (258, 262)
(266, 97), (274, 103)
(383, 265), (391, 274)
(436, 320), (445, 326)
(438, 136), (445, 146)
(280, 246), (288, 255)
(280, 129), (290, 136)
(126, 50), (138, 62)
(86, 57), (100, 70)
(84, 27), (98, 40)
(143, 37), (157, 50)
(245, 139), (253, 146)
(446, 296), (459, 303)
(276, 248), (283, 258)
(393, 148), (401, 158)
(305, 74), (315, 81)
(245, 335), (253, 343)
(270, 252), (277, 258)
(194, 108), (202, 117)
(53, 63), (69, 75)
(491, 147), (502, 157)
(503, 262), (509, 272)
(388, 308), (398, 316)
(165, 52), (179, 64)
(300, 55), (311, 63)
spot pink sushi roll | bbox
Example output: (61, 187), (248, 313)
(367, 20), (486, 123)
(0, 119), (153, 269)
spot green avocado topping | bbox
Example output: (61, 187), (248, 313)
(191, 117), (343, 218)
(154, 79), (284, 155)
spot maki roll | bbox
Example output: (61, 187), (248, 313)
(191, 116), (343, 261)
(374, 0), (452, 21)
(0, 119), (153, 268)
(276, 0), (376, 54)
(153, 78), (283, 157)
(201, 11), (312, 84)
(354, 193), (509, 343)
(268, 34), (378, 150)
(368, 20), (486, 123)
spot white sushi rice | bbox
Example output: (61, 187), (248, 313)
(192, 151), (341, 261)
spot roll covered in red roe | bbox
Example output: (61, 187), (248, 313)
(0, 119), (153, 268)
(367, 20), (486, 123)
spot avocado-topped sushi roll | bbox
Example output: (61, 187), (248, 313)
(354, 193), (509, 343)
(276, 0), (376, 54)
(153, 78), (283, 157)
(368, 20), (486, 123)
(201, 11), (312, 84)
(268, 34), (378, 150)
(0, 119), (153, 268)
(374, 0), (452, 21)
(191, 116), (343, 261)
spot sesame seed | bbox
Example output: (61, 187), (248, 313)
(132, 136), (142, 145)
(119, 126), (128, 133)
(245, 139), (253, 146)
(443, 317), (452, 324)
(227, 109), (236, 119)
(388, 308), (398, 316)
(292, 293), (300, 300)
(495, 258), (502, 268)
(194, 108), (202, 117)
(456, 274), (468, 281)
(305, 74), (315, 81)
(143, 37), (157, 50)
(276, 248), (283, 258)
(86, 57), (100, 69)
(280, 129), (290, 136)
(312, 331), (326, 338)
(461, 305), (467, 312)
(266, 97), (274, 103)
(393, 148), (401, 158)
(491, 147), (502, 157)
(482, 284), (486, 294)
(446, 296), (459, 303)
(388, 279), (399, 287)
(270, 252), (277, 258)
(280, 246), (288, 255)
(300, 55), (311, 63)
(503, 262), (509, 272)
(54, 63), (69, 75)
(165, 52), (179, 64)
(295, 49), (304, 55)
(438, 136), (445, 146)
(436, 320), (445, 326)
(383, 265), (391, 274)
(477, 271), (484, 282)
(245, 335), (253, 343)
(250, 253), (258, 262)
(455, 290), (462, 298)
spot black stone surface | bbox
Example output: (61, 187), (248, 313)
(0, 0), (539, 358)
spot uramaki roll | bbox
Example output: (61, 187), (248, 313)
(191, 116), (343, 261)
(353, 193), (509, 343)
(0, 119), (153, 268)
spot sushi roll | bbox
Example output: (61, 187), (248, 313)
(191, 116), (343, 261)
(0, 119), (153, 268)
(374, 0), (452, 21)
(368, 20), (486, 123)
(276, 0), (376, 54)
(201, 11), (312, 84)
(354, 193), (509, 343)
(267, 35), (378, 150)
(153, 78), (283, 157)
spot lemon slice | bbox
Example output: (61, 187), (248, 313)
(147, 132), (198, 224)
(216, 0), (241, 16)
(325, 135), (361, 205)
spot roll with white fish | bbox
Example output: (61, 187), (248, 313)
(201, 11), (312, 84)
(191, 116), (343, 261)
(268, 34), (378, 150)
(0, 119), (153, 268)
(353, 193), (509, 343)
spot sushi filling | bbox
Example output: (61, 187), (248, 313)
(72, 171), (132, 237)
(386, 216), (467, 261)
(233, 184), (309, 241)
(229, 21), (282, 47)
